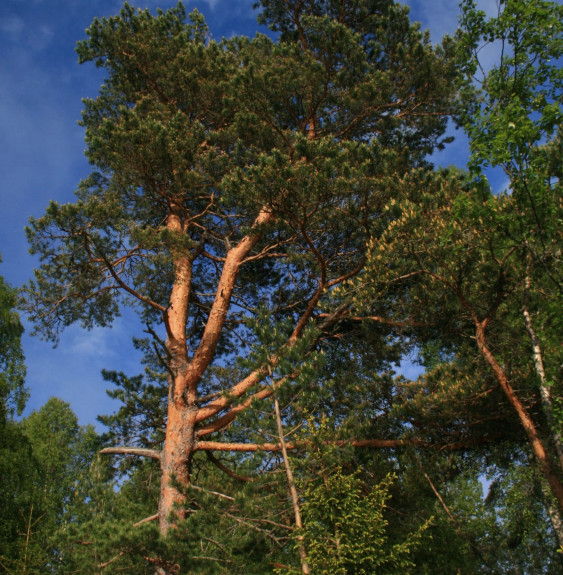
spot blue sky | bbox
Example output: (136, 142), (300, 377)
(0, 0), (498, 427)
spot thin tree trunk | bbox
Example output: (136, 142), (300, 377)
(475, 322), (563, 513)
(521, 275), (563, 547)
(543, 484), (563, 551)
(522, 276), (563, 472)
(274, 396), (310, 574)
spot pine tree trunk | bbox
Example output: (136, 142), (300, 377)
(158, 385), (196, 534)
(159, 207), (194, 534)
(157, 208), (274, 535)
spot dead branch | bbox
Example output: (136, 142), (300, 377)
(189, 484), (235, 502)
(133, 513), (159, 527)
(99, 447), (161, 460)
(98, 551), (125, 569)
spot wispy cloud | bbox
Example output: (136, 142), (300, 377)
(65, 325), (121, 359)
(199, 0), (221, 9)
(21, 312), (145, 428)
(0, 15), (25, 35)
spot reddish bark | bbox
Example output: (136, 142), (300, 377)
(196, 438), (419, 452)
(158, 207), (193, 533)
(158, 390), (197, 533)
(158, 208), (274, 534)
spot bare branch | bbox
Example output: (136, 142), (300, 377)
(133, 513), (159, 527)
(99, 447), (161, 460)
(196, 438), (419, 452)
(98, 551), (125, 569)
(222, 512), (285, 547)
(189, 484), (235, 502)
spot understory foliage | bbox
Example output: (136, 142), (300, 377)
(8, 0), (563, 573)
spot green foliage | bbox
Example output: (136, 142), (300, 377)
(280, 468), (428, 575)
(344, 7), (563, 556)
(459, 0), (563, 170)
(0, 419), (36, 573)
(484, 456), (562, 572)
(0, 398), (100, 574)
(0, 258), (27, 418)
(459, 0), (563, 293)
(457, 0), (563, 491)
(22, 0), (461, 342)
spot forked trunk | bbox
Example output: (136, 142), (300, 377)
(157, 209), (274, 535)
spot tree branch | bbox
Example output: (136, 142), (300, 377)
(195, 302), (350, 425)
(196, 438), (419, 452)
(98, 551), (126, 569)
(133, 513), (159, 527)
(189, 484), (235, 502)
(185, 209), (274, 393)
(93, 241), (167, 313)
(99, 447), (161, 460)
(205, 451), (254, 482)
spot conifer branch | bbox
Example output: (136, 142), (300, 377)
(94, 243), (167, 313)
(98, 551), (125, 569)
(222, 512), (286, 547)
(196, 302), (350, 425)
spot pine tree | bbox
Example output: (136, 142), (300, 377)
(22, 2), (461, 560)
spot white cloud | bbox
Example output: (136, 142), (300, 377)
(65, 325), (120, 358)
(30, 23), (54, 51)
(0, 14), (53, 51)
(0, 15), (24, 35)
(199, 0), (221, 9)
(20, 312), (145, 429)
